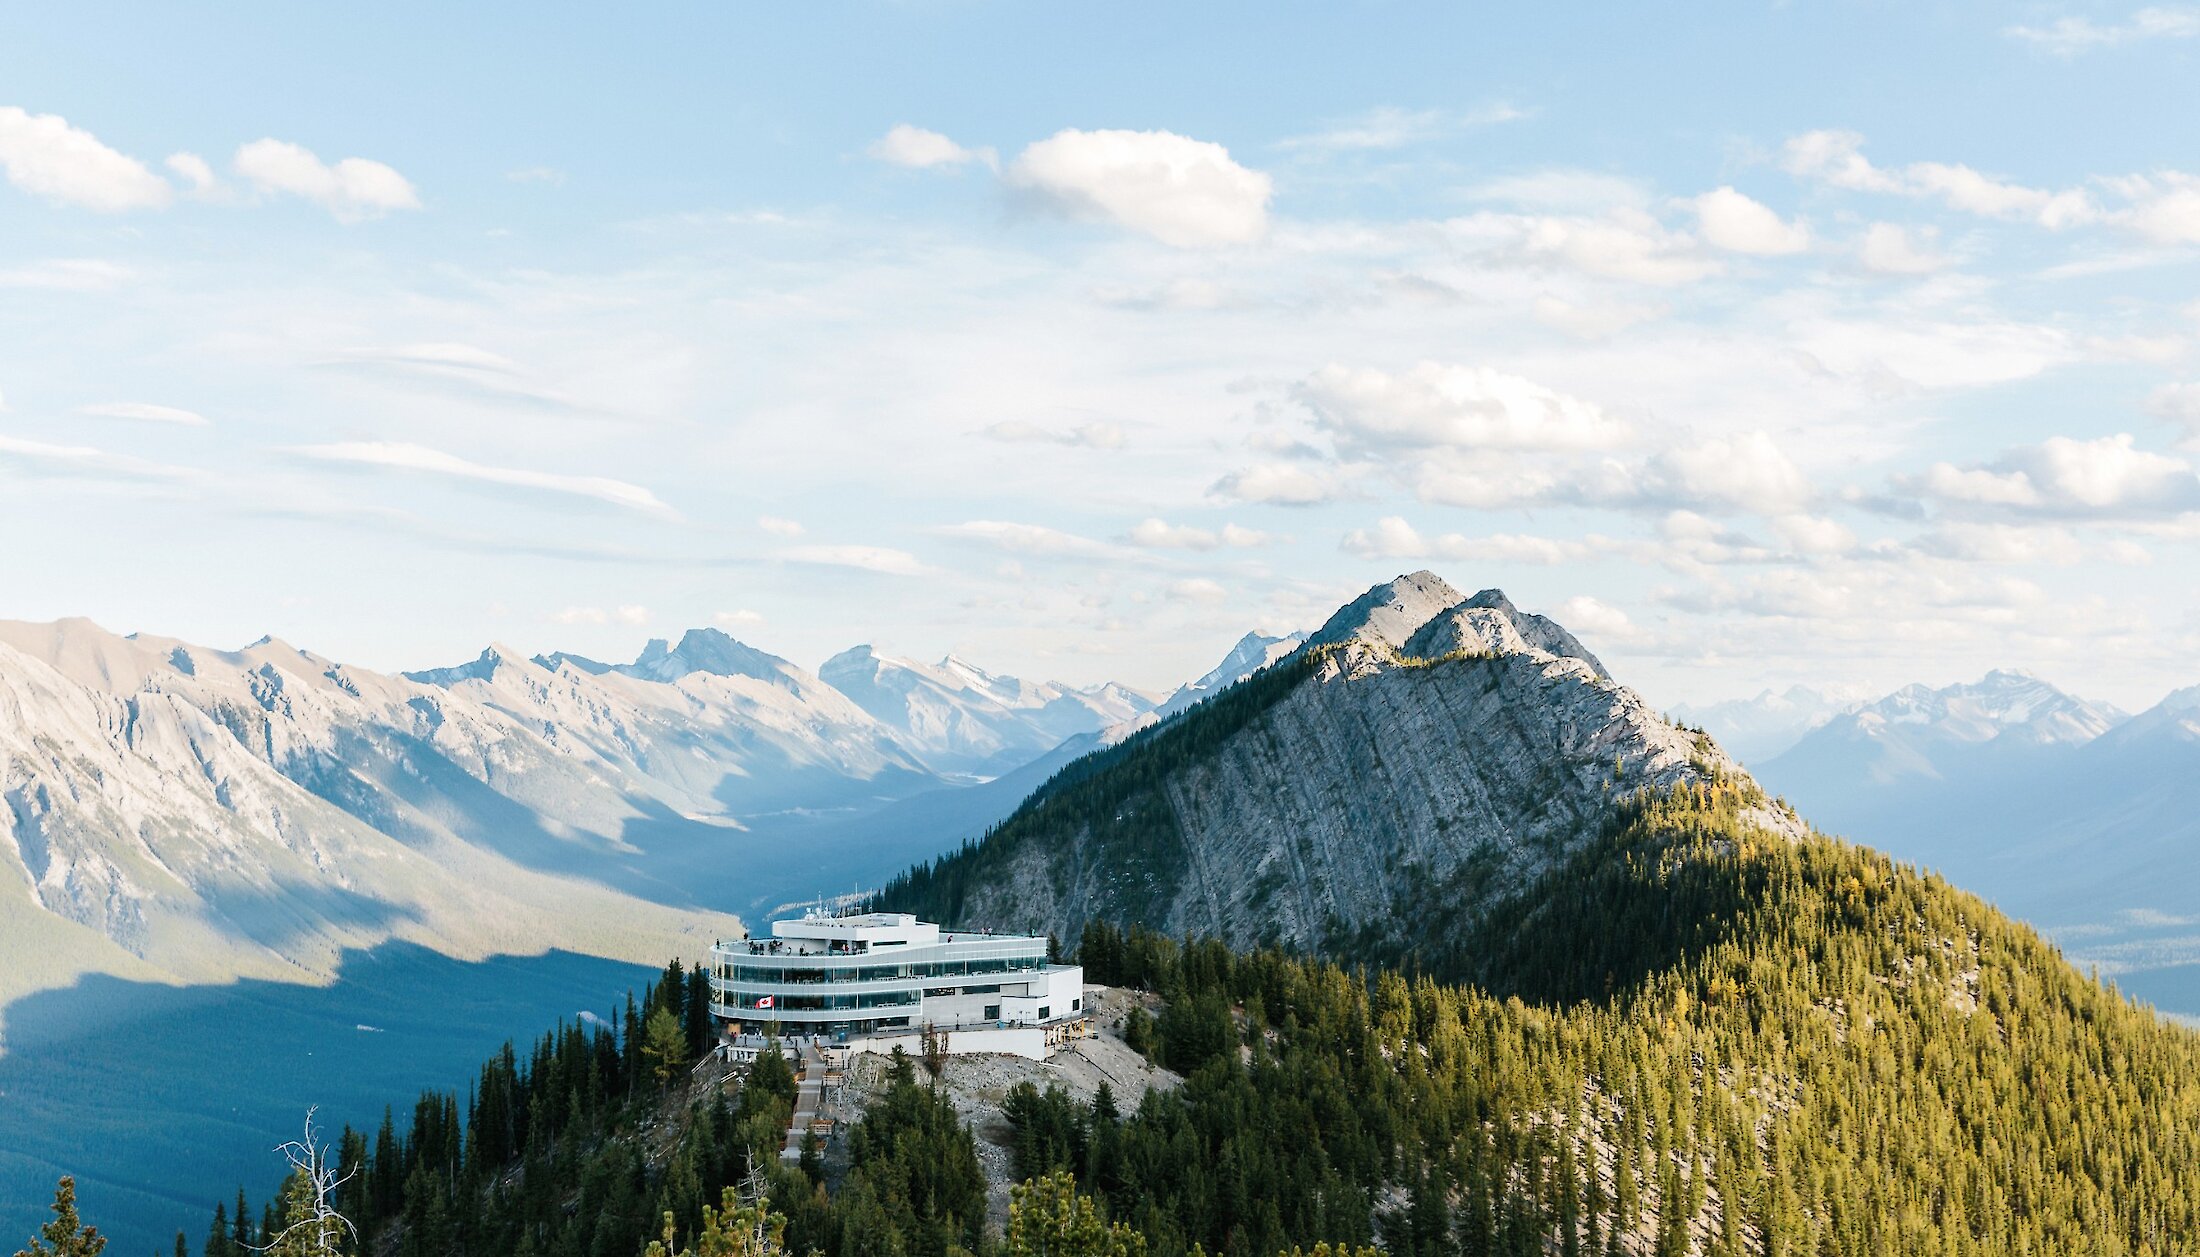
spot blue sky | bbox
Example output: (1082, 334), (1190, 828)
(3, 2), (2198, 709)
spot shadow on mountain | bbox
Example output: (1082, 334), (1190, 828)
(0, 943), (657, 1257)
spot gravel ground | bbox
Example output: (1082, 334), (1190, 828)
(823, 985), (1183, 1230)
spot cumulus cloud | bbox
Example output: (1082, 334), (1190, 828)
(1784, 130), (2096, 228)
(1513, 209), (1718, 285)
(164, 152), (219, 196)
(1208, 462), (1339, 507)
(1857, 222), (1950, 274)
(292, 441), (674, 516)
(1906, 433), (2200, 519)
(869, 124), (995, 170)
(76, 402), (209, 426)
(1642, 431), (1816, 515)
(1553, 595), (1637, 639)
(714, 609), (766, 628)
(1298, 362), (1627, 454)
(780, 544), (929, 576)
(2006, 6), (2200, 54)
(0, 106), (171, 211)
(2114, 172), (2200, 245)
(1166, 577), (1229, 603)
(233, 138), (420, 220)
(1007, 128), (1272, 247)
(980, 419), (1126, 449)
(1125, 518), (1271, 550)
(1690, 187), (1810, 255)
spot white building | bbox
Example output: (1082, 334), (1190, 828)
(709, 910), (1087, 1054)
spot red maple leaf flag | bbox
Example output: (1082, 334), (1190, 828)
(756, 995), (775, 1009)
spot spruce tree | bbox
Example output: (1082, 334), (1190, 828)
(14, 1178), (104, 1257)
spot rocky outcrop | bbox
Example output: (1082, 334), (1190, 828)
(885, 572), (1799, 958)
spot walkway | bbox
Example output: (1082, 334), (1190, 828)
(780, 1037), (828, 1161)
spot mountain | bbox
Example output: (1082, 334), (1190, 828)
(0, 618), (965, 1027)
(1668, 683), (1866, 763)
(881, 572), (1797, 957)
(1150, 629), (1307, 719)
(1742, 670), (2200, 993)
(818, 645), (1159, 776)
(844, 572), (2200, 1254)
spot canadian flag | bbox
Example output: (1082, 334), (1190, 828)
(755, 996), (775, 1010)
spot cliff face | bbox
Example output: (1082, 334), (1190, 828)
(884, 572), (1799, 959)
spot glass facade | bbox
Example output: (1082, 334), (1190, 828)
(717, 953), (1046, 984)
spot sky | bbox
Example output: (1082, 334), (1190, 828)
(2, 2), (2199, 712)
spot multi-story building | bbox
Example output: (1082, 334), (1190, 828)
(709, 910), (1086, 1050)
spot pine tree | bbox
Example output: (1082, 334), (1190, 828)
(14, 1179), (104, 1257)
(642, 1006), (689, 1092)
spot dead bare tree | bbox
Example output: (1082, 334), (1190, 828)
(255, 1108), (356, 1257)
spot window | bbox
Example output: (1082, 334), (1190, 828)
(984, 1004), (1000, 1020)
(1038, 1006), (1050, 1020)
(1071, 998), (1082, 1012)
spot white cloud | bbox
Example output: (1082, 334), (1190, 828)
(1166, 577), (1228, 603)
(0, 106), (171, 211)
(1910, 433), (2200, 518)
(1515, 209), (1717, 285)
(1340, 516), (1597, 565)
(1783, 130), (2096, 229)
(1857, 222), (1949, 274)
(1531, 296), (1666, 340)
(614, 605), (651, 625)
(1007, 128), (1272, 247)
(980, 419), (1126, 449)
(76, 402), (209, 426)
(1297, 362), (1627, 453)
(2006, 7), (2200, 54)
(869, 124), (994, 170)
(1691, 187), (1810, 255)
(1915, 522), (2086, 564)
(233, 138), (420, 220)
(1553, 595), (1636, 639)
(2116, 173), (2200, 245)
(1125, 518), (1273, 550)
(0, 433), (188, 480)
(757, 515), (805, 537)
(1638, 431), (1816, 515)
(713, 609), (766, 628)
(292, 441), (674, 515)
(2146, 381), (2200, 446)
(1209, 462), (1339, 507)
(164, 152), (218, 196)
(1771, 513), (1856, 555)
(549, 606), (609, 625)
(780, 544), (929, 576)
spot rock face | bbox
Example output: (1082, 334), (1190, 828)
(881, 573), (1798, 958)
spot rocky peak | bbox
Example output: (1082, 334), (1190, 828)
(1303, 571), (1467, 653)
(623, 627), (791, 685)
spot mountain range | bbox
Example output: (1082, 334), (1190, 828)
(0, 618), (1292, 1036)
(1679, 669), (2200, 995)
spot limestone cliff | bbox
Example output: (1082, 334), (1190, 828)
(880, 572), (1800, 962)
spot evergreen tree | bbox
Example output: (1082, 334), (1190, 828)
(14, 1178), (104, 1257)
